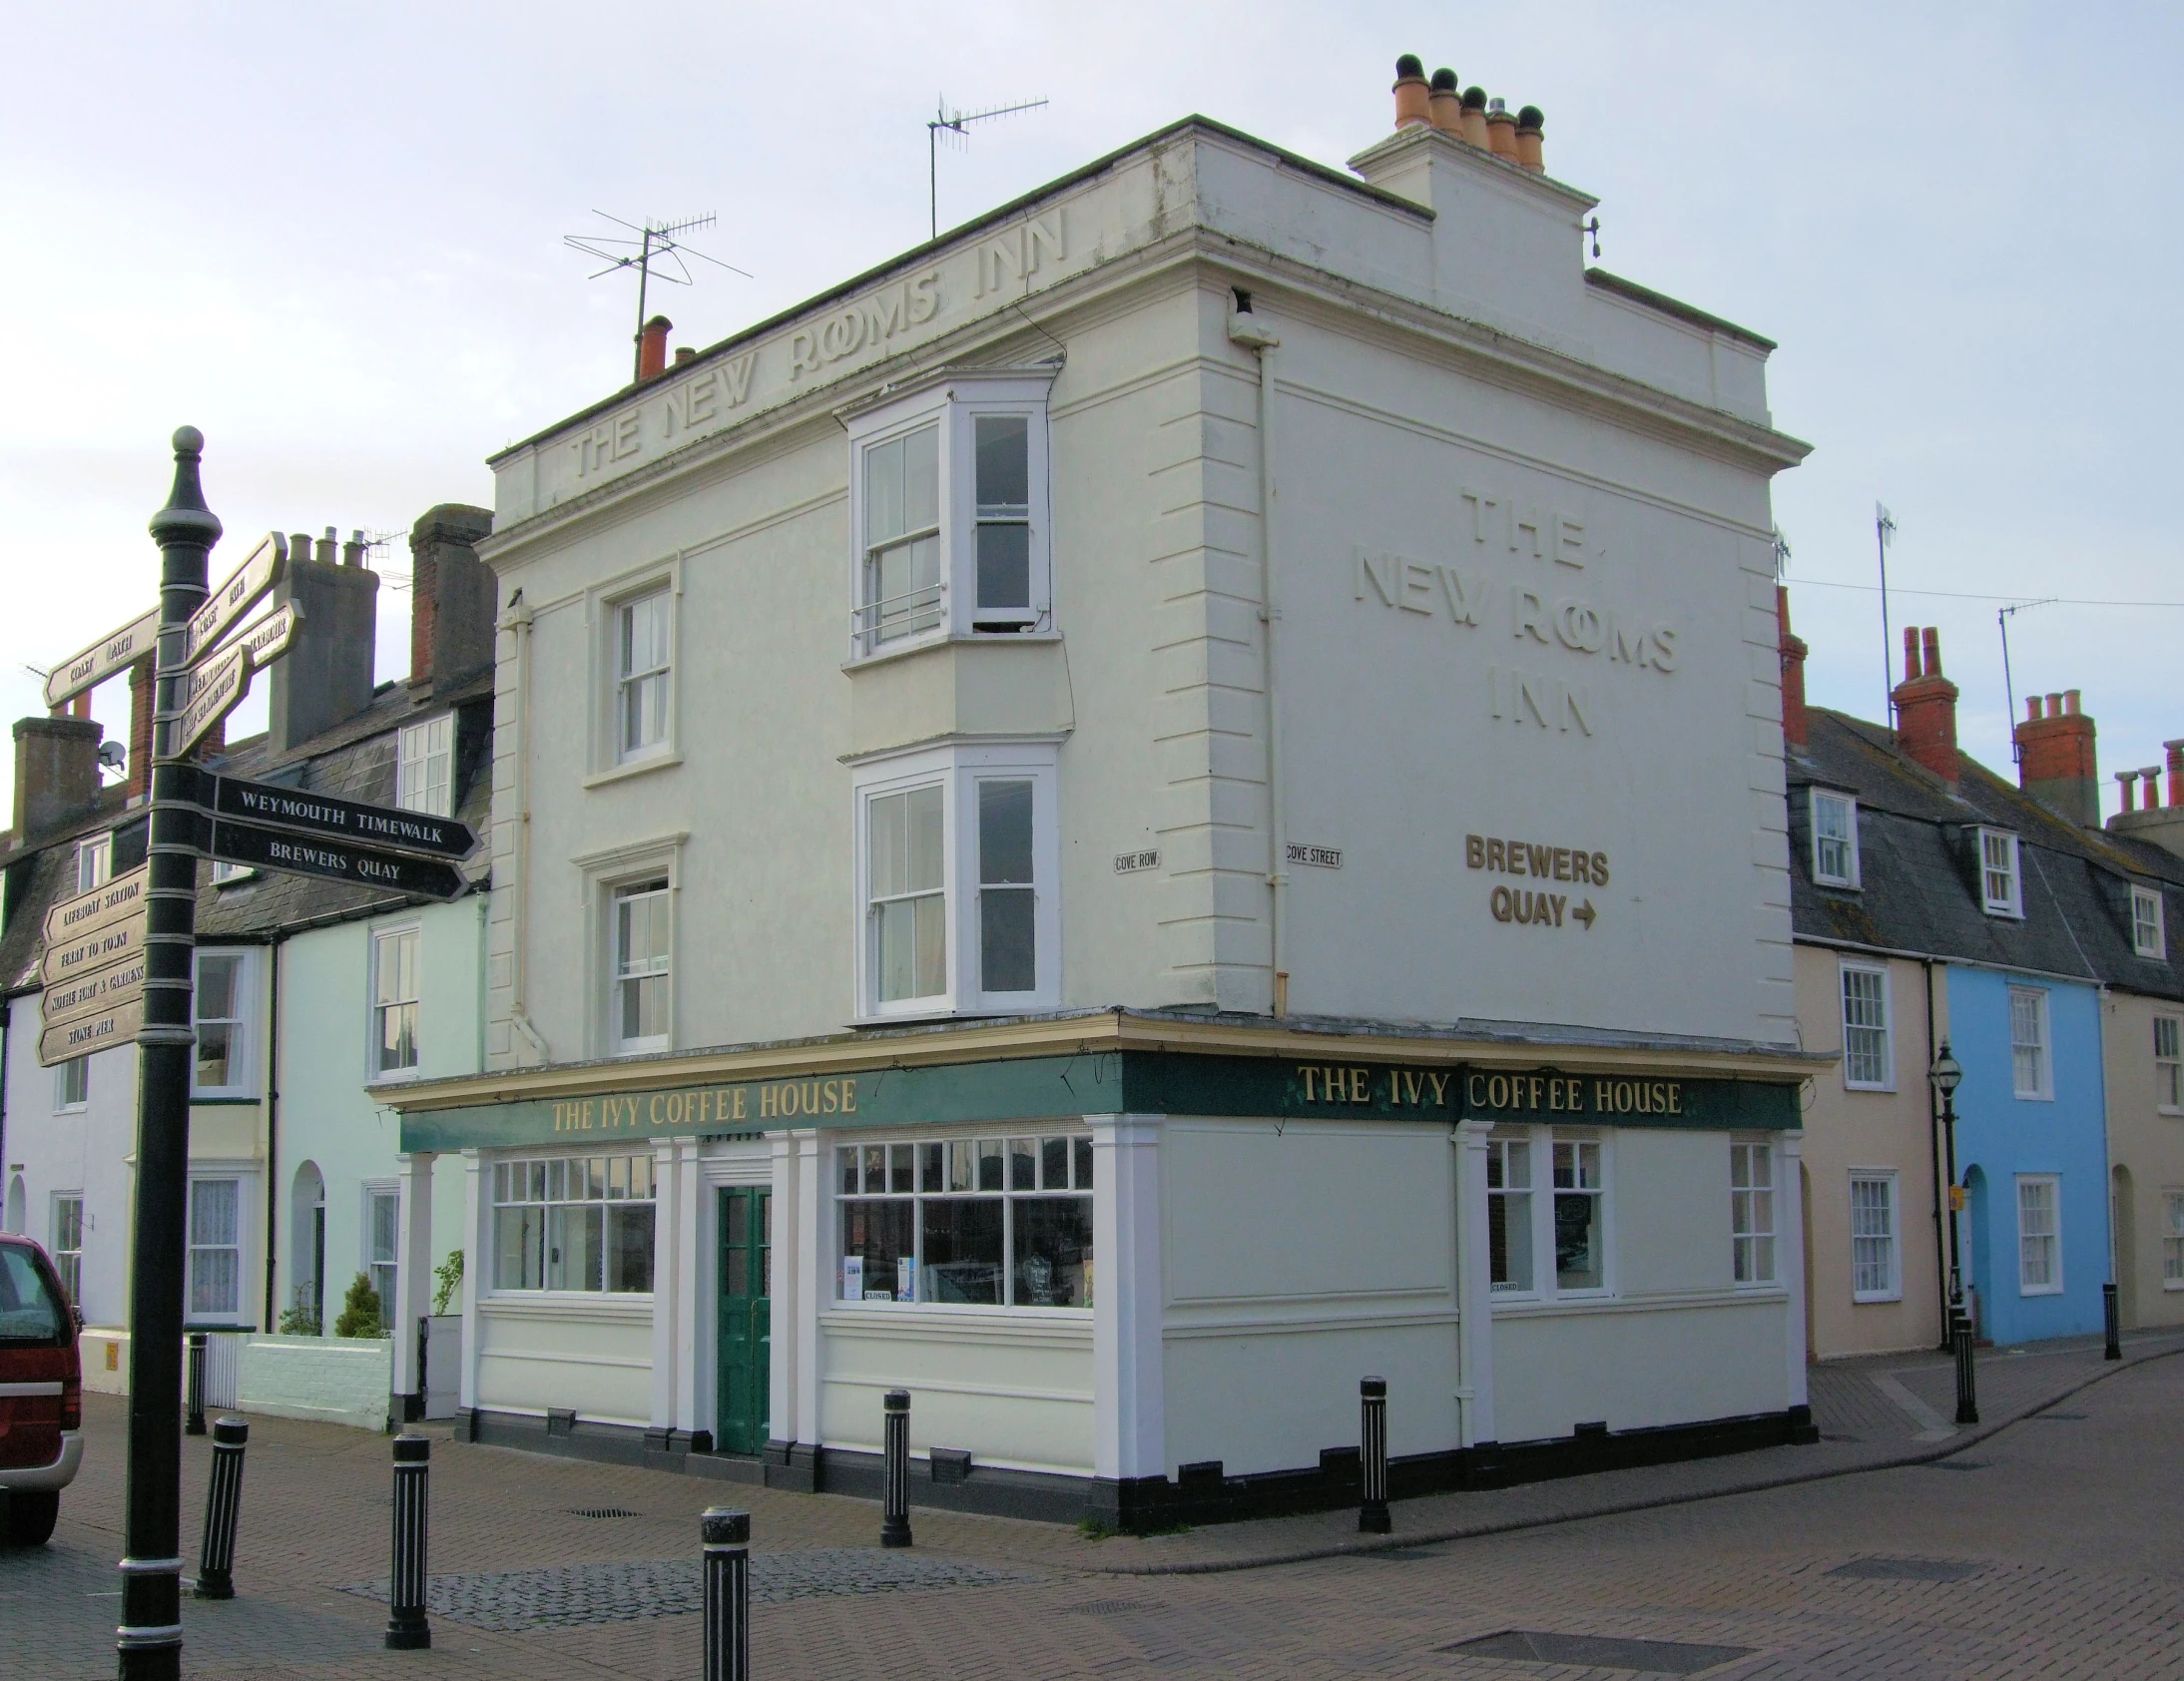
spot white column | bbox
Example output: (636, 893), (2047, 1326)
(1091, 1114), (1165, 1482)
(458, 1150), (485, 1412)
(390, 1152), (435, 1413)
(673, 1137), (703, 1435)
(1453, 1120), (1497, 1447)
(1778, 1130), (1810, 1408)
(648, 1138), (680, 1430)
(792, 1130), (822, 1448)
(767, 1134), (799, 1450)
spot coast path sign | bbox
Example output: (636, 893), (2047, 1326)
(44, 607), (162, 712)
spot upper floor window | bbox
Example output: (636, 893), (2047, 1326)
(851, 743), (1059, 1020)
(76, 833), (111, 893)
(193, 951), (249, 1097)
(1979, 829), (2022, 917)
(212, 859), (257, 886)
(845, 373), (1054, 661)
(2009, 985), (2051, 1100)
(1810, 791), (1859, 888)
(612, 878), (671, 1054)
(371, 925), (420, 1078)
(55, 1057), (89, 1112)
(1841, 963), (1893, 1090)
(2132, 885), (2166, 959)
(397, 714), (454, 817)
(2155, 1015), (2181, 1114)
(616, 588), (673, 762)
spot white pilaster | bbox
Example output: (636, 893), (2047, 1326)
(792, 1130), (822, 1447)
(1091, 1113), (1165, 1482)
(390, 1152), (435, 1407)
(458, 1150), (485, 1412)
(673, 1137), (704, 1434)
(1778, 1130), (1810, 1407)
(1453, 1120), (1497, 1446)
(648, 1138), (680, 1429)
(768, 1134), (799, 1447)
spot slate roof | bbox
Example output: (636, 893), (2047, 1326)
(1788, 709), (2184, 1003)
(0, 672), (492, 998)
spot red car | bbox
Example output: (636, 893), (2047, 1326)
(0, 1233), (83, 1545)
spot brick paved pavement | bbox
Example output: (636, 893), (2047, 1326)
(7, 1332), (2180, 1677)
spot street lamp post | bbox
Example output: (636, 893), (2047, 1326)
(1929, 1042), (1977, 1425)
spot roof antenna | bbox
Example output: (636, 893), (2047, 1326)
(928, 95), (1049, 242)
(1875, 502), (1897, 724)
(564, 212), (752, 384)
(1997, 598), (2058, 766)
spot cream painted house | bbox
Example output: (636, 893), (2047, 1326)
(387, 80), (1825, 1528)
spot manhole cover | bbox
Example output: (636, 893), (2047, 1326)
(567, 1507), (641, 1519)
(1830, 1556), (1983, 1582)
(1059, 1599), (1165, 1616)
(1440, 1631), (1754, 1673)
(1921, 1459), (1988, 1472)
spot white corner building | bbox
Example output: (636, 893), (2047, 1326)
(388, 82), (1823, 1527)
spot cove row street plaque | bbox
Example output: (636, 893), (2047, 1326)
(42, 862), (151, 947)
(40, 993), (146, 1069)
(173, 765), (476, 860)
(44, 606), (162, 712)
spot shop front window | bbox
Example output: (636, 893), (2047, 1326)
(835, 1132), (1092, 1309)
(1485, 1135), (1533, 1292)
(492, 1154), (656, 1294)
(1552, 1134), (1604, 1291)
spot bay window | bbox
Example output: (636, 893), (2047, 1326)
(845, 372), (1053, 659)
(834, 1132), (1092, 1309)
(492, 1154), (656, 1294)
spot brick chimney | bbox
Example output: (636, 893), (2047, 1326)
(1777, 586), (1809, 752)
(637, 315), (673, 382)
(2014, 688), (2099, 828)
(266, 526), (381, 756)
(12, 716), (103, 844)
(127, 658), (154, 801)
(1892, 625), (1959, 786)
(407, 504), (496, 696)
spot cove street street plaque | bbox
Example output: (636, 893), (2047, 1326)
(205, 818), (466, 901)
(42, 863), (150, 947)
(40, 993), (146, 1068)
(41, 951), (149, 1033)
(180, 531), (284, 667)
(180, 766), (476, 859)
(44, 605), (163, 712)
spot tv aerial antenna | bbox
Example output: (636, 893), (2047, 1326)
(564, 212), (752, 384)
(1997, 597), (2058, 765)
(927, 96), (1049, 241)
(1875, 502), (1898, 723)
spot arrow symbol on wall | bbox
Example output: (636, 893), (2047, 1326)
(1571, 899), (1597, 929)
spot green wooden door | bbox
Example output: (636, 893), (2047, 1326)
(716, 1188), (772, 1455)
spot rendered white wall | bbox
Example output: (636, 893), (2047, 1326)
(238, 1334), (392, 1430)
(474, 1297), (653, 1425)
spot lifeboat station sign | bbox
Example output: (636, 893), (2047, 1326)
(398, 1051), (1801, 1152)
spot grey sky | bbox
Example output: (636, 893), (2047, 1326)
(4, 3), (2176, 808)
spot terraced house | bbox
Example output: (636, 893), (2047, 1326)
(380, 57), (1833, 1532)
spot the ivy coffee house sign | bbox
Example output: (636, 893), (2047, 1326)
(399, 1051), (1800, 1152)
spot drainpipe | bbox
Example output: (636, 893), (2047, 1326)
(498, 593), (550, 1063)
(1923, 958), (1947, 1349)
(1227, 290), (1290, 1016)
(263, 933), (283, 1332)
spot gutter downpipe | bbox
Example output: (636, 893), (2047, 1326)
(1923, 957), (1947, 1350)
(264, 933), (283, 1333)
(1228, 292), (1289, 1016)
(499, 593), (550, 1064)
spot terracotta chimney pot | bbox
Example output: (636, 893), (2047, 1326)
(638, 314), (674, 381)
(1392, 55), (1431, 129)
(1515, 105), (1545, 172)
(1902, 625), (1922, 681)
(1459, 86), (1489, 148)
(1485, 97), (1518, 159)
(2117, 771), (2140, 814)
(1428, 68), (1461, 134)
(2167, 739), (2184, 807)
(1777, 586), (1810, 752)
(2026, 696), (2044, 721)
(673, 346), (697, 366)
(2143, 766), (2165, 808)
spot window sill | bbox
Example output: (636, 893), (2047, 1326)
(841, 629), (1063, 675)
(2011, 1092), (2056, 1104)
(850, 1001), (1055, 1029)
(191, 1094), (261, 1107)
(584, 752), (683, 791)
(1814, 877), (1860, 892)
(480, 1291), (655, 1312)
(1982, 906), (2025, 920)
(1852, 1291), (1905, 1306)
(1843, 1082), (1898, 1095)
(2018, 1285), (2064, 1298)
(2157, 1108), (2184, 1119)
(366, 1072), (420, 1090)
(2164, 1280), (2184, 1293)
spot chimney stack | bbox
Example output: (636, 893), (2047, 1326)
(127, 658), (154, 801)
(638, 314), (673, 381)
(2014, 685), (2100, 828)
(267, 521), (381, 756)
(1427, 68), (1461, 134)
(1891, 624), (1960, 786)
(12, 716), (103, 844)
(1777, 586), (1809, 752)
(2169, 739), (2184, 808)
(407, 504), (496, 696)
(1515, 106), (1545, 172)
(1391, 55), (1430, 129)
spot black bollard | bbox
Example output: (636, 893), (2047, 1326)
(193, 1417), (248, 1599)
(384, 1434), (431, 1650)
(2103, 1282), (2121, 1361)
(880, 1390), (913, 1548)
(1951, 1309), (1979, 1425)
(186, 1332), (208, 1436)
(702, 1507), (751, 1681)
(1359, 1376), (1391, 1534)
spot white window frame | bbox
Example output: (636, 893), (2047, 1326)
(1730, 1137), (1777, 1286)
(2157, 1015), (2183, 1115)
(2010, 985), (2053, 1101)
(609, 876), (673, 1056)
(363, 1181), (399, 1320)
(368, 921), (421, 1082)
(2015, 1173), (2062, 1296)
(2131, 885), (2166, 960)
(1484, 1124), (1615, 1305)
(585, 560), (683, 783)
(51, 1192), (84, 1307)
(572, 834), (686, 1058)
(76, 832), (112, 893)
(1849, 1171), (1902, 1303)
(187, 1173), (247, 1324)
(487, 1153), (658, 1298)
(192, 948), (253, 1099)
(1978, 828), (2023, 918)
(849, 742), (1062, 1022)
(397, 712), (454, 818)
(1840, 962), (1895, 1091)
(1485, 1131), (1538, 1297)
(2163, 1190), (2184, 1291)
(843, 371), (1056, 664)
(211, 858), (257, 885)
(1810, 790), (1860, 888)
(54, 1055), (89, 1112)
